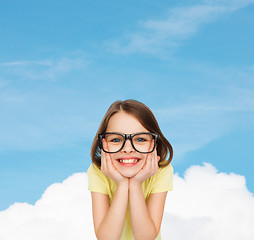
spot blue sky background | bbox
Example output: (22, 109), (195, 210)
(0, 0), (254, 211)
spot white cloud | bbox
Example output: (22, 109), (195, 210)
(108, 0), (254, 55)
(1, 60), (52, 67)
(0, 163), (253, 240)
(162, 163), (254, 240)
(155, 85), (254, 160)
(0, 172), (96, 240)
(0, 55), (89, 80)
(0, 54), (93, 152)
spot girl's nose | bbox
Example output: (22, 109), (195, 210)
(122, 139), (135, 153)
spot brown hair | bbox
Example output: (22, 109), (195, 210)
(90, 99), (173, 168)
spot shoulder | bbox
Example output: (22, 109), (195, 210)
(87, 164), (109, 194)
(156, 163), (173, 178)
(148, 163), (173, 193)
(87, 163), (100, 176)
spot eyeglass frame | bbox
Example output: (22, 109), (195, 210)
(98, 132), (159, 154)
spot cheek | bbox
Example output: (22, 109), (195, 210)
(110, 154), (117, 161)
(110, 154), (119, 167)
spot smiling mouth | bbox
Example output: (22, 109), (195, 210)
(117, 158), (140, 164)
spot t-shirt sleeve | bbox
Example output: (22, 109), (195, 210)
(87, 164), (109, 195)
(150, 164), (173, 193)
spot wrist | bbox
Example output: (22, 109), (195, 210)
(117, 178), (129, 189)
(129, 178), (142, 189)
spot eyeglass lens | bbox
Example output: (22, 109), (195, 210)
(103, 133), (155, 153)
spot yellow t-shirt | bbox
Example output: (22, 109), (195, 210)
(87, 163), (173, 240)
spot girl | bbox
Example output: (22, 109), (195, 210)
(88, 99), (173, 240)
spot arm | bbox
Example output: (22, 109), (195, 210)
(129, 183), (168, 240)
(91, 181), (129, 240)
(91, 147), (129, 240)
(129, 149), (167, 240)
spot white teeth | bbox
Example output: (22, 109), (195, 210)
(119, 159), (138, 163)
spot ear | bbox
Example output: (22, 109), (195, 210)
(157, 155), (160, 162)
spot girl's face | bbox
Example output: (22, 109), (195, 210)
(105, 111), (151, 178)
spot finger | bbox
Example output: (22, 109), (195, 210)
(150, 150), (155, 169)
(151, 150), (159, 173)
(102, 139), (109, 152)
(105, 152), (113, 169)
(102, 139), (110, 161)
(149, 139), (155, 152)
(154, 147), (160, 160)
(101, 139), (107, 169)
(102, 139), (115, 170)
(145, 152), (152, 169)
(100, 149), (107, 171)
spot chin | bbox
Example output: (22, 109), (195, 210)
(120, 171), (138, 178)
(113, 160), (145, 178)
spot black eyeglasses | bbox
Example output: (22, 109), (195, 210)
(98, 132), (159, 154)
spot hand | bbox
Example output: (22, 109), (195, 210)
(101, 139), (128, 186)
(130, 147), (160, 186)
